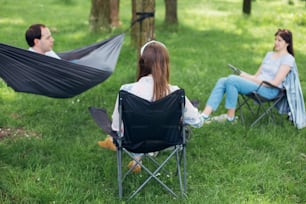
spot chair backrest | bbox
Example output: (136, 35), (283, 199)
(118, 89), (185, 153)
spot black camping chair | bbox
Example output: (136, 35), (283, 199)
(237, 81), (286, 127)
(88, 89), (187, 200)
(116, 89), (187, 200)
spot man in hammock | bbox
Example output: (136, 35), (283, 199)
(25, 23), (61, 59)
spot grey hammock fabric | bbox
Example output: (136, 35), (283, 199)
(0, 34), (124, 98)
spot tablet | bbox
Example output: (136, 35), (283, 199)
(228, 64), (241, 75)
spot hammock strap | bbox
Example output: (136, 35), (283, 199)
(124, 12), (154, 33)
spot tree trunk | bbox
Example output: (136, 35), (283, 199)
(89, 0), (120, 32)
(165, 0), (178, 24)
(131, 0), (155, 54)
(110, 0), (120, 27)
(242, 0), (251, 15)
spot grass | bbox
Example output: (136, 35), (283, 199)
(0, 0), (306, 203)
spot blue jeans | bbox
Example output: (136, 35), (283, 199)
(206, 75), (280, 110)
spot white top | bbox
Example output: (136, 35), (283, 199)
(28, 47), (61, 59)
(111, 75), (204, 131)
(257, 51), (295, 88)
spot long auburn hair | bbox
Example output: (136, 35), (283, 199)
(274, 28), (294, 56)
(137, 41), (170, 100)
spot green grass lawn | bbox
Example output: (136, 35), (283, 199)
(0, 0), (306, 203)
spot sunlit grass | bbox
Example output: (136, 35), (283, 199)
(0, 0), (306, 203)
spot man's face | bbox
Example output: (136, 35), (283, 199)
(35, 27), (54, 53)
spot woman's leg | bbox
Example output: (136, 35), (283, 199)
(226, 108), (236, 118)
(203, 77), (227, 115)
(224, 75), (279, 116)
(203, 75), (279, 119)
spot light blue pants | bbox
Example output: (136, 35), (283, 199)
(206, 75), (280, 111)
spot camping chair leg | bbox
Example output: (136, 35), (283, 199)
(237, 95), (254, 125)
(250, 102), (270, 127)
(250, 100), (280, 127)
(176, 147), (184, 197)
(176, 144), (187, 196)
(127, 149), (179, 201)
(177, 146), (183, 176)
(251, 108), (271, 127)
(183, 145), (187, 195)
(239, 92), (285, 127)
(237, 98), (245, 125)
(147, 156), (171, 175)
(117, 147), (123, 199)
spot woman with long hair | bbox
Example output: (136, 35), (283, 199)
(98, 41), (204, 172)
(201, 28), (295, 123)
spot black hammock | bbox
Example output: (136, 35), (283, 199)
(0, 33), (124, 98)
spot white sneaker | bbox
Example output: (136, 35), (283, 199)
(211, 114), (238, 124)
(200, 114), (213, 124)
(211, 114), (228, 122)
(148, 152), (159, 157)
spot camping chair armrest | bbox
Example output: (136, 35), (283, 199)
(109, 130), (120, 140)
(262, 81), (281, 89)
(256, 81), (282, 91)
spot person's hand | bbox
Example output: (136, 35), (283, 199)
(239, 71), (246, 78)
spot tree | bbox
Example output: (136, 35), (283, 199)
(165, 0), (178, 24)
(131, 0), (155, 54)
(242, 0), (251, 15)
(89, 0), (120, 32)
(110, 0), (120, 27)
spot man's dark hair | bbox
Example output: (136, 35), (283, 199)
(25, 23), (46, 47)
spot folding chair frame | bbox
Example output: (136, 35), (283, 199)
(116, 90), (187, 200)
(237, 81), (286, 127)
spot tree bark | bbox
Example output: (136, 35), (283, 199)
(131, 0), (155, 53)
(242, 0), (251, 15)
(165, 0), (178, 24)
(89, 0), (120, 32)
(110, 0), (120, 27)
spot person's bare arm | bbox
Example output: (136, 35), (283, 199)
(269, 64), (291, 86)
(239, 65), (263, 85)
(239, 64), (290, 87)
